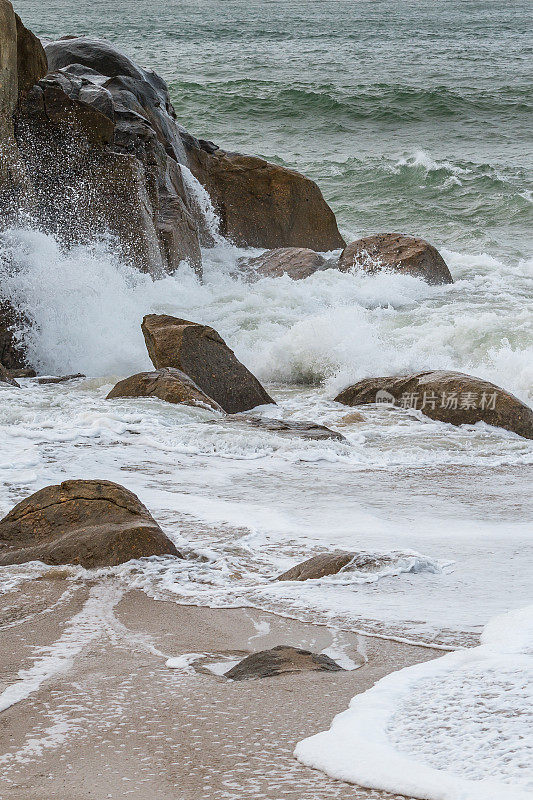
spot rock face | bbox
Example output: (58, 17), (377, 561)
(0, 299), (28, 371)
(0, 363), (20, 387)
(186, 146), (345, 251)
(239, 247), (328, 281)
(107, 367), (223, 411)
(225, 416), (345, 441)
(338, 233), (453, 285)
(335, 371), (533, 439)
(225, 646), (344, 681)
(142, 314), (274, 414)
(14, 12), (47, 102)
(276, 551), (355, 581)
(0, 479), (181, 568)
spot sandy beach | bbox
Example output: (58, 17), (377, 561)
(0, 575), (443, 799)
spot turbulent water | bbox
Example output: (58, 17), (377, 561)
(1, 1), (532, 796)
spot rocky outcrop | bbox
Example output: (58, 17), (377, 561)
(0, 479), (181, 568)
(225, 646), (344, 680)
(0, 0), (27, 208)
(338, 233), (453, 285)
(225, 416), (345, 441)
(335, 371), (533, 439)
(142, 314), (274, 414)
(107, 367), (223, 411)
(238, 247), (328, 281)
(276, 551), (355, 581)
(186, 146), (345, 251)
(14, 12), (47, 102)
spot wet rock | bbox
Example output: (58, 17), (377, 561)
(335, 371), (533, 439)
(0, 299), (29, 371)
(14, 12), (47, 102)
(276, 552), (355, 581)
(238, 247), (328, 281)
(226, 416), (345, 441)
(339, 411), (365, 424)
(225, 646), (344, 680)
(0, 363), (20, 387)
(186, 147), (346, 251)
(0, 479), (181, 568)
(338, 233), (453, 285)
(142, 314), (275, 414)
(7, 367), (35, 379)
(107, 367), (223, 411)
(37, 373), (86, 384)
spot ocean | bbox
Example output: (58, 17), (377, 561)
(0, 2), (532, 795)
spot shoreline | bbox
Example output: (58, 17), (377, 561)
(0, 575), (444, 799)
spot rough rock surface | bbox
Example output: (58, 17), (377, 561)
(0, 479), (181, 567)
(14, 12), (47, 102)
(186, 146), (345, 251)
(37, 373), (85, 384)
(276, 552), (355, 581)
(338, 233), (453, 285)
(225, 416), (345, 441)
(0, 300), (28, 371)
(0, 363), (20, 387)
(225, 646), (344, 680)
(107, 367), (223, 411)
(0, 0), (27, 207)
(238, 247), (328, 281)
(142, 314), (274, 414)
(335, 371), (533, 439)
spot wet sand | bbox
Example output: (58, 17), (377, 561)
(0, 575), (443, 799)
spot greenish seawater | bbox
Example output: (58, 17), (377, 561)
(14, 0), (533, 261)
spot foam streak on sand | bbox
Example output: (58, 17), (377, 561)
(295, 605), (533, 800)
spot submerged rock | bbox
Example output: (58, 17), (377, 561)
(37, 373), (86, 384)
(335, 371), (533, 439)
(0, 299), (29, 372)
(226, 416), (345, 441)
(186, 147), (346, 251)
(225, 645), (344, 680)
(0, 479), (181, 568)
(107, 367), (223, 411)
(142, 314), (275, 414)
(238, 247), (328, 281)
(338, 233), (453, 285)
(276, 551), (355, 581)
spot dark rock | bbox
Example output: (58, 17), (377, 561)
(142, 314), (275, 414)
(338, 234), (453, 285)
(238, 247), (328, 281)
(276, 552), (355, 581)
(0, 299), (28, 371)
(0, 479), (181, 568)
(186, 146), (345, 251)
(225, 645), (344, 680)
(226, 416), (345, 441)
(107, 367), (222, 411)
(8, 367), (36, 378)
(335, 371), (533, 439)
(14, 12), (47, 102)
(37, 373), (86, 384)
(0, 363), (20, 387)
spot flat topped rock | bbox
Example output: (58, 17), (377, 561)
(226, 416), (346, 441)
(107, 367), (222, 411)
(338, 233), (453, 285)
(238, 247), (328, 281)
(37, 373), (86, 384)
(142, 314), (275, 414)
(225, 645), (344, 681)
(0, 479), (181, 568)
(335, 370), (533, 439)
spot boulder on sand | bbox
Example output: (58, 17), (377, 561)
(0, 479), (181, 568)
(335, 371), (533, 439)
(276, 551), (355, 581)
(141, 314), (274, 414)
(107, 367), (223, 411)
(338, 233), (453, 285)
(238, 247), (328, 281)
(225, 645), (344, 681)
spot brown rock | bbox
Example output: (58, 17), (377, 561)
(335, 371), (533, 439)
(107, 367), (222, 411)
(225, 645), (344, 681)
(276, 552), (355, 581)
(142, 314), (275, 414)
(239, 247), (328, 281)
(14, 12), (47, 102)
(0, 479), (181, 568)
(338, 233), (453, 285)
(0, 299), (28, 371)
(225, 416), (345, 441)
(37, 373), (85, 384)
(187, 147), (345, 251)
(0, 363), (20, 387)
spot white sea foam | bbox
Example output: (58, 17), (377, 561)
(295, 605), (533, 800)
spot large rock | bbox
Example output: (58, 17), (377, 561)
(0, 0), (26, 208)
(186, 146), (345, 251)
(238, 247), (328, 281)
(107, 367), (223, 411)
(14, 12), (47, 102)
(335, 371), (533, 439)
(338, 233), (453, 285)
(276, 552), (355, 581)
(0, 479), (181, 568)
(142, 314), (275, 414)
(0, 299), (28, 371)
(225, 646), (344, 681)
